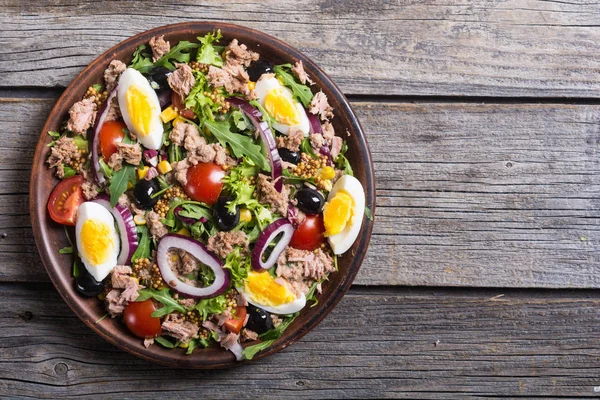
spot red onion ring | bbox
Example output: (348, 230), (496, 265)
(307, 112), (322, 135)
(92, 194), (139, 265)
(91, 86), (119, 185)
(156, 234), (230, 299)
(251, 219), (294, 271)
(227, 97), (283, 192)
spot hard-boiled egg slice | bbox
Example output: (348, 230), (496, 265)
(323, 175), (365, 255)
(254, 74), (310, 136)
(118, 68), (164, 150)
(75, 202), (120, 281)
(237, 270), (306, 315)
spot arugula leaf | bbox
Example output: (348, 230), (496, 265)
(194, 295), (228, 321)
(59, 246), (74, 254)
(242, 338), (276, 360)
(130, 44), (154, 74)
(136, 287), (186, 317)
(273, 64), (313, 108)
(204, 120), (269, 171)
(155, 336), (178, 348)
(155, 41), (200, 71)
(334, 140), (353, 176)
(300, 137), (317, 159)
(98, 159), (114, 179)
(196, 30), (224, 67)
(48, 130), (61, 139)
(131, 225), (151, 263)
(185, 71), (222, 123)
(109, 164), (135, 207)
(243, 313), (300, 360)
(364, 206), (373, 221)
(223, 248), (251, 288)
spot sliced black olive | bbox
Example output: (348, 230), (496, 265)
(133, 179), (161, 209)
(214, 195), (240, 231)
(245, 306), (273, 334)
(75, 267), (104, 297)
(296, 188), (325, 215)
(278, 148), (301, 165)
(246, 59), (274, 82)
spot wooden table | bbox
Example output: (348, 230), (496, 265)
(1, 1), (599, 398)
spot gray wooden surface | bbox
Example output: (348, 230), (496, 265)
(1, 1), (600, 398)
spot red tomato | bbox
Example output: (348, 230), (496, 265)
(290, 214), (325, 251)
(98, 120), (126, 162)
(123, 299), (162, 339)
(171, 91), (196, 120)
(47, 175), (85, 226)
(223, 306), (247, 334)
(184, 162), (225, 205)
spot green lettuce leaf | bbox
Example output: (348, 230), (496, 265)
(196, 30), (224, 67)
(136, 288), (186, 318)
(108, 164), (135, 207)
(273, 64), (313, 108)
(204, 120), (269, 171)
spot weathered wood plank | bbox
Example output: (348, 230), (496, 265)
(2, 98), (598, 287)
(2, 1), (600, 97)
(1, 284), (599, 398)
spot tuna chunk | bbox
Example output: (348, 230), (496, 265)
(116, 142), (142, 166)
(206, 231), (249, 260)
(321, 121), (335, 143)
(224, 39), (259, 67)
(330, 136), (343, 160)
(66, 97), (97, 135)
(149, 35), (170, 62)
(291, 60), (313, 85)
(276, 247), (335, 297)
(256, 174), (289, 216)
(111, 265), (133, 289)
(207, 64), (250, 95)
(143, 338), (155, 348)
(309, 133), (325, 153)
(276, 128), (304, 152)
(162, 313), (199, 343)
(147, 211), (168, 240)
(241, 328), (259, 342)
(107, 152), (123, 172)
(308, 90), (334, 121)
(170, 121), (198, 146)
(104, 96), (121, 122)
(168, 63), (195, 101)
(47, 137), (79, 169)
(104, 278), (141, 317)
(104, 59), (126, 92)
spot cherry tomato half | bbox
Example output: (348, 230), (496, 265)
(184, 162), (225, 205)
(47, 175), (85, 226)
(123, 299), (162, 339)
(290, 214), (326, 251)
(171, 91), (196, 120)
(98, 120), (126, 162)
(223, 306), (247, 334)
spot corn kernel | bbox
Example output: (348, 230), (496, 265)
(177, 228), (191, 237)
(160, 106), (178, 123)
(134, 215), (147, 225)
(179, 342), (189, 349)
(320, 166), (335, 180)
(157, 160), (172, 174)
(127, 181), (134, 190)
(239, 208), (252, 223)
(97, 292), (106, 301)
(173, 116), (185, 126)
(137, 166), (150, 180)
(247, 81), (256, 91)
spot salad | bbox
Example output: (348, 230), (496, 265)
(45, 31), (366, 361)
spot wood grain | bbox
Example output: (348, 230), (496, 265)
(1, 284), (599, 399)
(2, 1), (600, 97)
(2, 98), (598, 288)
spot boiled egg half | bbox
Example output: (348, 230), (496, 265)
(75, 202), (120, 281)
(323, 175), (365, 255)
(254, 74), (310, 136)
(118, 68), (164, 150)
(237, 270), (306, 314)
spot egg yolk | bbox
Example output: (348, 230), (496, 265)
(126, 85), (152, 136)
(323, 191), (354, 236)
(80, 219), (114, 265)
(264, 88), (300, 126)
(244, 270), (295, 306)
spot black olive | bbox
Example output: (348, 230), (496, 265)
(75, 267), (104, 297)
(147, 66), (172, 89)
(278, 148), (301, 165)
(246, 59), (274, 82)
(133, 179), (161, 209)
(296, 188), (325, 215)
(245, 306), (273, 334)
(213, 195), (240, 231)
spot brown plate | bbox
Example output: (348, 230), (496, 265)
(30, 21), (375, 368)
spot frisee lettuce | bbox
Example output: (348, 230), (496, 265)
(196, 30), (224, 67)
(194, 295), (228, 321)
(223, 247), (251, 288)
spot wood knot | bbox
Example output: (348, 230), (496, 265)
(0, 233), (6, 239)
(54, 362), (69, 376)
(18, 311), (33, 321)
(506, 162), (513, 168)
(296, 381), (305, 387)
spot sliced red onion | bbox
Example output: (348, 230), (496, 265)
(143, 149), (159, 167)
(229, 341), (243, 361)
(92, 194), (138, 265)
(251, 219), (294, 271)
(145, 166), (158, 181)
(173, 206), (207, 225)
(156, 234), (230, 299)
(227, 97), (283, 192)
(157, 88), (172, 110)
(287, 204), (304, 229)
(319, 146), (330, 157)
(307, 113), (322, 135)
(91, 86), (119, 185)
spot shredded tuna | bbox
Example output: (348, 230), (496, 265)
(168, 63), (195, 101)
(330, 136), (343, 160)
(185, 136), (216, 165)
(104, 96), (121, 122)
(202, 320), (221, 333)
(116, 142), (142, 166)
(270, 314), (283, 328)
(67, 98), (97, 135)
(105, 290), (125, 316)
(180, 250), (201, 275)
(122, 279), (142, 302)
(216, 309), (232, 327)
(104, 60), (126, 92)
(178, 298), (196, 308)
(207, 231), (249, 260)
(224, 39), (259, 67)
(170, 121), (198, 146)
(149, 35), (170, 62)
(256, 174), (289, 216)
(47, 137), (79, 169)
(291, 60), (313, 85)
(220, 332), (241, 351)
(276, 128), (304, 152)
(206, 65), (250, 95)
(118, 193), (131, 208)
(147, 211), (168, 240)
(276, 247), (335, 297)
(321, 121), (335, 143)
(241, 328), (259, 342)
(111, 265), (133, 289)
(309, 90), (334, 121)
(107, 152), (123, 172)
(172, 159), (190, 186)
(309, 133), (325, 152)
(162, 313), (199, 343)
(144, 338), (155, 348)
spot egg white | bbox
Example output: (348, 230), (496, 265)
(117, 68), (164, 150)
(237, 286), (307, 315)
(75, 202), (120, 281)
(326, 175), (365, 255)
(254, 75), (310, 136)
